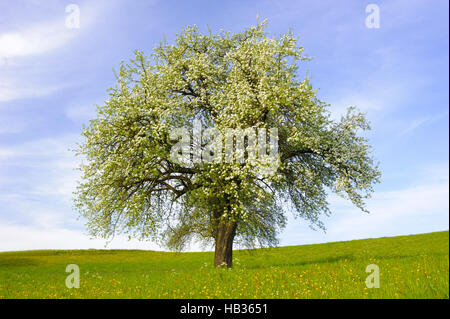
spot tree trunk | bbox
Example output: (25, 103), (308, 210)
(214, 221), (237, 268)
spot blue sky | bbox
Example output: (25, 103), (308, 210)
(0, 0), (448, 251)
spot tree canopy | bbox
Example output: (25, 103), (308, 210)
(74, 21), (381, 267)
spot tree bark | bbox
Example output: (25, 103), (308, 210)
(214, 221), (237, 268)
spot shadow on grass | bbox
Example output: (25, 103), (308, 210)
(369, 251), (449, 260)
(244, 254), (355, 269)
(0, 257), (39, 267)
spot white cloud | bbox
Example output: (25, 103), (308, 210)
(65, 102), (100, 124)
(0, 18), (73, 102)
(0, 134), (81, 209)
(280, 162), (449, 246)
(330, 181), (449, 237)
(398, 112), (449, 136)
(0, 0), (106, 60)
(0, 148), (18, 160)
(0, 115), (27, 134)
(0, 1), (108, 103)
(0, 78), (64, 102)
(0, 21), (78, 59)
(0, 222), (166, 252)
(327, 66), (430, 120)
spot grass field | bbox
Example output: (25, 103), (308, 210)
(0, 231), (448, 299)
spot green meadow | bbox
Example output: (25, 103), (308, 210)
(0, 231), (448, 299)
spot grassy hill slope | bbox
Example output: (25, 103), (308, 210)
(0, 231), (448, 298)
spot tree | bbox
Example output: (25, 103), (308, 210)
(74, 21), (381, 268)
